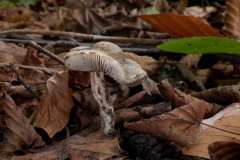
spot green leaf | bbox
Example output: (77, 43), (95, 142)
(0, 2), (15, 8)
(20, 0), (38, 6)
(157, 37), (240, 54)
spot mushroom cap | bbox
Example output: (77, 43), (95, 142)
(64, 41), (147, 87)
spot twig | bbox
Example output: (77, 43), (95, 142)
(0, 63), (63, 72)
(0, 29), (163, 44)
(43, 40), (86, 49)
(29, 41), (65, 65)
(28, 107), (38, 124)
(9, 63), (40, 101)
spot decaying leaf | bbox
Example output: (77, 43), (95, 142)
(11, 140), (68, 160)
(114, 91), (146, 110)
(124, 52), (162, 75)
(73, 88), (100, 115)
(222, 0), (240, 38)
(68, 130), (120, 159)
(208, 141), (240, 160)
(194, 69), (212, 87)
(183, 103), (240, 159)
(124, 100), (206, 148)
(12, 130), (121, 160)
(190, 85), (240, 103)
(158, 79), (223, 118)
(179, 54), (202, 69)
(0, 63), (58, 84)
(0, 91), (45, 159)
(69, 70), (91, 88)
(137, 13), (224, 38)
(33, 71), (73, 138)
(0, 41), (27, 63)
(22, 46), (46, 67)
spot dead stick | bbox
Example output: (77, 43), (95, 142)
(0, 29), (163, 44)
(9, 63), (40, 101)
(0, 63), (63, 72)
(29, 41), (65, 65)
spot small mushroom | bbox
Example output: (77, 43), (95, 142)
(64, 41), (147, 135)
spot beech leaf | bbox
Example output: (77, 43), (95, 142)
(137, 13), (224, 38)
(208, 141), (240, 160)
(33, 71), (73, 138)
(183, 103), (240, 159)
(0, 91), (45, 159)
(124, 100), (206, 148)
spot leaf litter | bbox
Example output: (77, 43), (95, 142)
(0, 0), (240, 160)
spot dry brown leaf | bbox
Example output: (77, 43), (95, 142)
(0, 91), (45, 159)
(158, 79), (223, 118)
(124, 52), (162, 75)
(194, 69), (212, 87)
(114, 91), (146, 110)
(190, 85), (240, 103)
(4, 8), (31, 23)
(73, 88), (100, 115)
(33, 71), (73, 138)
(11, 140), (68, 160)
(22, 46), (46, 67)
(137, 13), (224, 38)
(183, 103), (240, 159)
(208, 141), (240, 160)
(0, 41), (27, 63)
(70, 5), (117, 35)
(222, 0), (240, 38)
(179, 54), (202, 69)
(69, 70), (91, 88)
(68, 130), (120, 160)
(12, 130), (121, 160)
(0, 64), (59, 85)
(124, 100), (206, 148)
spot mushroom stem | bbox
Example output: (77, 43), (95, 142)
(90, 72), (116, 135)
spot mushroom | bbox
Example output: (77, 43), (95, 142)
(64, 41), (147, 135)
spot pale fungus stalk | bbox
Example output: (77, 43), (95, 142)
(64, 41), (147, 135)
(90, 72), (115, 135)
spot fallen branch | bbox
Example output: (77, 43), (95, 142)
(29, 41), (65, 65)
(9, 63), (40, 101)
(0, 29), (163, 44)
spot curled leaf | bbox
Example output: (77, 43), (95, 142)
(33, 71), (73, 138)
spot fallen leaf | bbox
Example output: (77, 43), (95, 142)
(124, 52), (162, 75)
(222, 0), (240, 38)
(208, 141), (240, 160)
(137, 13), (224, 38)
(68, 130), (120, 159)
(194, 69), (212, 87)
(33, 71), (73, 138)
(69, 70), (91, 88)
(73, 88), (100, 115)
(124, 100), (206, 148)
(0, 91), (45, 159)
(158, 79), (223, 118)
(114, 91), (146, 110)
(190, 85), (240, 103)
(22, 46), (46, 67)
(0, 63), (60, 85)
(11, 140), (68, 160)
(12, 130), (121, 160)
(4, 8), (31, 23)
(183, 103), (240, 159)
(0, 41), (27, 63)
